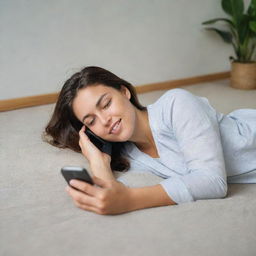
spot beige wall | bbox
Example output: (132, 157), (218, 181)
(0, 0), (233, 100)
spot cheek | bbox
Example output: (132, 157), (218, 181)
(120, 105), (136, 139)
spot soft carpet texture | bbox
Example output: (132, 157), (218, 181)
(1, 79), (256, 256)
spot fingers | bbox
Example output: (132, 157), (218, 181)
(65, 178), (114, 215)
(69, 179), (101, 196)
(66, 185), (98, 207)
(66, 182), (107, 214)
(74, 201), (103, 215)
(79, 125), (86, 133)
(79, 125), (89, 140)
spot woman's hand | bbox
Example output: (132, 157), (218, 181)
(78, 125), (111, 166)
(65, 176), (132, 215)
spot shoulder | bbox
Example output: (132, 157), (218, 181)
(155, 88), (194, 105)
(148, 89), (192, 129)
(150, 88), (215, 129)
(157, 88), (217, 114)
(151, 88), (195, 113)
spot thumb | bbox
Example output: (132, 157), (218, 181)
(92, 175), (109, 188)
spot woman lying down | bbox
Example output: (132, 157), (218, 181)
(43, 66), (256, 215)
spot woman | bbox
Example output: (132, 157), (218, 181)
(43, 66), (256, 215)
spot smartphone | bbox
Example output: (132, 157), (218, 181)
(61, 166), (94, 187)
(85, 129), (112, 156)
(69, 114), (113, 156)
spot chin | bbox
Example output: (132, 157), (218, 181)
(110, 127), (133, 142)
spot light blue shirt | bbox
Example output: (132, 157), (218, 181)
(119, 89), (256, 204)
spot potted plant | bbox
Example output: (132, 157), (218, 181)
(202, 0), (256, 89)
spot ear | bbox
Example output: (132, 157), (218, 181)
(120, 85), (131, 100)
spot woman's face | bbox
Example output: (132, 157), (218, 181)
(72, 84), (137, 142)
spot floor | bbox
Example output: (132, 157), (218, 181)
(1, 79), (256, 256)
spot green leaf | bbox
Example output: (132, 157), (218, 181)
(249, 21), (256, 33)
(248, 0), (256, 17)
(221, 0), (244, 24)
(202, 18), (234, 27)
(205, 28), (233, 43)
(238, 15), (251, 44)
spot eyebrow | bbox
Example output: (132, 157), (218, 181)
(82, 93), (109, 123)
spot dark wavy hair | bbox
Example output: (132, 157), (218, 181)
(42, 66), (147, 172)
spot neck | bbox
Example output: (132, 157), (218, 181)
(129, 108), (155, 150)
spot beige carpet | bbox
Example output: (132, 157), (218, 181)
(1, 79), (256, 256)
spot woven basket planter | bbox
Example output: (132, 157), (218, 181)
(230, 62), (256, 90)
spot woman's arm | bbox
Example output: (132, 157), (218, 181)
(159, 89), (228, 204)
(66, 176), (176, 215)
(89, 161), (116, 181)
(89, 162), (177, 212)
(128, 184), (177, 211)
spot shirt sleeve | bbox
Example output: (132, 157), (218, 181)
(159, 89), (228, 204)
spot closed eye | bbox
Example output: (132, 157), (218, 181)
(103, 99), (111, 109)
(88, 100), (112, 126)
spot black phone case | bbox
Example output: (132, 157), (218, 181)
(61, 166), (94, 185)
(85, 129), (112, 156)
(69, 114), (113, 156)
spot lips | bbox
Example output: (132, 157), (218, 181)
(109, 119), (121, 134)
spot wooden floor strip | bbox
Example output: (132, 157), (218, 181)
(0, 71), (230, 112)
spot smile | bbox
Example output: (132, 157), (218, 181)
(110, 119), (121, 134)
